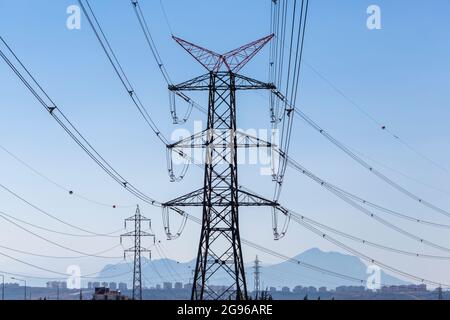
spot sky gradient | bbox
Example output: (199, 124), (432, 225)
(1, 0), (450, 288)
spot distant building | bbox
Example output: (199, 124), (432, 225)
(156, 284), (162, 290)
(308, 286), (317, 293)
(269, 287), (277, 293)
(101, 282), (109, 288)
(174, 282), (183, 290)
(293, 286), (303, 293)
(281, 286), (290, 293)
(109, 282), (117, 290)
(93, 282), (100, 288)
(118, 282), (127, 291)
(46, 281), (66, 289)
(92, 287), (128, 300)
(336, 286), (348, 293)
(87, 282), (93, 290)
(319, 287), (327, 293)
(163, 282), (172, 290)
(183, 283), (191, 290)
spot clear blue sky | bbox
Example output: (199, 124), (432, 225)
(1, 0), (450, 288)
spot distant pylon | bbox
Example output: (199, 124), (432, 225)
(253, 255), (261, 299)
(121, 205), (155, 300)
(438, 286), (443, 300)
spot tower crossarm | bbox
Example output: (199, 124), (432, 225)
(163, 187), (280, 208)
(173, 34), (274, 73)
(168, 129), (274, 149)
(169, 73), (275, 92)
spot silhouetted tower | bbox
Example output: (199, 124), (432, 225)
(121, 205), (154, 300)
(438, 286), (443, 300)
(163, 34), (281, 300)
(253, 255), (261, 299)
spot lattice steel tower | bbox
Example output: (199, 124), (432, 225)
(163, 34), (280, 300)
(121, 205), (154, 300)
(253, 255), (261, 299)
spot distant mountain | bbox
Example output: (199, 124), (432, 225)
(260, 248), (409, 289)
(95, 248), (408, 289)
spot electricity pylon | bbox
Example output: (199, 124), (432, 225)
(163, 34), (283, 300)
(253, 255), (261, 300)
(121, 205), (154, 300)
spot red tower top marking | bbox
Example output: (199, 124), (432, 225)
(172, 34), (274, 73)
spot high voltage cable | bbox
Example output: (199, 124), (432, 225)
(78, 0), (169, 145)
(280, 153), (450, 229)
(0, 183), (122, 237)
(0, 259), (130, 281)
(182, 212), (390, 288)
(272, 0), (309, 204)
(131, 0), (172, 84)
(80, 0), (198, 181)
(0, 210), (123, 259)
(0, 250), (130, 279)
(291, 106), (450, 219)
(130, 0), (207, 123)
(286, 210), (450, 260)
(0, 243), (122, 260)
(0, 36), (160, 207)
(292, 217), (449, 288)
(303, 61), (450, 178)
(0, 144), (135, 209)
(0, 210), (123, 238)
(277, 154), (450, 254)
(159, 0), (174, 36)
(267, 77), (450, 219)
(241, 184), (450, 260)
(348, 146), (450, 197)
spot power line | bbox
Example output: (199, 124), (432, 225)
(287, 209), (450, 260)
(182, 212), (389, 288)
(281, 153), (450, 229)
(159, 0), (174, 36)
(78, 0), (169, 146)
(0, 210), (123, 259)
(303, 60), (450, 177)
(0, 143), (135, 209)
(0, 36), (160, 207)
(0, 210), (123, 238)
(130, 0), (206, 124)
(277, 155), (450, 254)
(293, 217), (450, 288)
(0, 250), (130, 280)
(0, 183), (122, 237)
(0, 243), (122, 260)
(288, 104), (450, 219)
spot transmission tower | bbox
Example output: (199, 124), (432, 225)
(253, 255), (261, 300)
(120, 205), (155, 300)
(438, 286), (443, 300)
(163, 34), (283, 300)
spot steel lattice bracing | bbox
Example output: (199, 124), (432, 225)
(163, 36), (278, 300)
(120, 205), (154, 300)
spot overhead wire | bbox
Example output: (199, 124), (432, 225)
(0, 183), (122, 237)
(280, 152), (450, 229)
(275, 154), (450, 254)
(130, 0), (206, 124)
(292, 216), (449, 288)
(0, 36), (161, 207)
(0, 144), (135, 209)
(303, 60), (450, 178)
(291, 106), (450, 219)
(0, 210), (123, 259)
